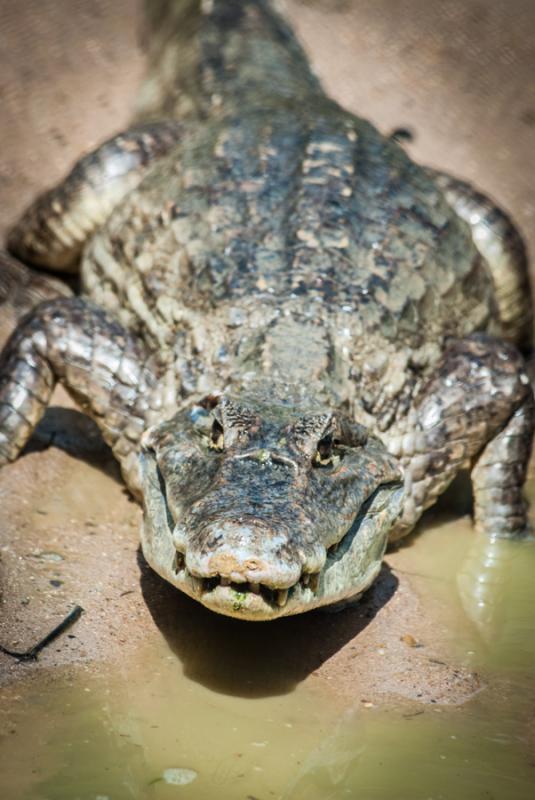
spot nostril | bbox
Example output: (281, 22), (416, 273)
(207, 552), (269, 583)
(243, 558), (263, 573)
(184, 521), (323, 594)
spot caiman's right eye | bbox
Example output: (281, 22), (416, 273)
(314, 434), (334, 466)
(210, 419), (224, 451)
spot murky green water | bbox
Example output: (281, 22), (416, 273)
(2, 512), (535, 800)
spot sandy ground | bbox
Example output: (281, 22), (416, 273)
(0, 0), (534, 706)
(0, 404), (483, 705)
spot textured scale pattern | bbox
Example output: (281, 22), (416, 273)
(83, 105), (498, 432)
(0, 0), (532, 619)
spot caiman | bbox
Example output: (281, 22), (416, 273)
(0, 0), (533, 620)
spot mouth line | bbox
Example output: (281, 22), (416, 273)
(169, 483), (400, 610)
(141, 441), (403, 616)
(171, 549), (321, 608)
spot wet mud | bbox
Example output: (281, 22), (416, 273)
(1, 1), (535, 797)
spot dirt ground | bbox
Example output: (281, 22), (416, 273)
(0, 404), (483, 706)
(0, 0), (534, 706)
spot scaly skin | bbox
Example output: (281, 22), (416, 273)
(0, 0), (533, 620)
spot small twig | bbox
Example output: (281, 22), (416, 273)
(402, 710), (425, 719)
(0, 605), (84, 661)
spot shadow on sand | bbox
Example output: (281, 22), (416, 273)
(139, 550), (398, 699)
(24, 405), (122, 482)
(23, 404), (400, 699)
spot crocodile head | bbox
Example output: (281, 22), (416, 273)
(140, 392), (404, 620)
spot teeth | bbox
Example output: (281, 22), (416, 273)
(330, 542), (339, 554)
(309, 572), (320, 592)
(183, 575), (298, 606)
(276, 588), (289, 606)
(301, 573), (310, 587)
(173, 551), (184, 573)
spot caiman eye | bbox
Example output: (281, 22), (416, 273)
(314, 434), (334, 466)
(210, 419), (224, 451)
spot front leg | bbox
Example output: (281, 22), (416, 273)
(0, 251), (72, 347)
(0, 298), (164, 494)
(7, 121), (181, 273)
(387, 335), (533, 540)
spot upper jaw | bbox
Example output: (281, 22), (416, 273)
(174, 511), (327, 592)
(140, 445), (404, 620)
(174, 483), (403, 620)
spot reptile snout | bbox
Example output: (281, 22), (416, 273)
(178, 516), (326, 599)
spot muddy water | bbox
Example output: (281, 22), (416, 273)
(1, 507), (535, 799)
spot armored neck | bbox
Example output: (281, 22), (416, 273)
(229, 313), (348, 411)
(136, 0), (321, 122)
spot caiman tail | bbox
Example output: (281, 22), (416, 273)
(135, 0), (321, 121)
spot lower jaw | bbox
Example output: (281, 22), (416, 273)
(140, 481), (403, 620)
(189, 559), (384, 619)
(141, 544), (385, 620)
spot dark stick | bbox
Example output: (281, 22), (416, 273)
(0, 605), (84, 661)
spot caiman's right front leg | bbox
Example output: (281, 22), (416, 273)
(0, 298), (164, 494)
(7, 121), (181, 273)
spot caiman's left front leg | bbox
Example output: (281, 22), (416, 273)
(431, 170), (532, 350)
(387, 334), (534, 541)
(0, 297), (164, 494)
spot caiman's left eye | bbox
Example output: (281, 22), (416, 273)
(314, 434), (334, 466)
(210, 419), (224, 451)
